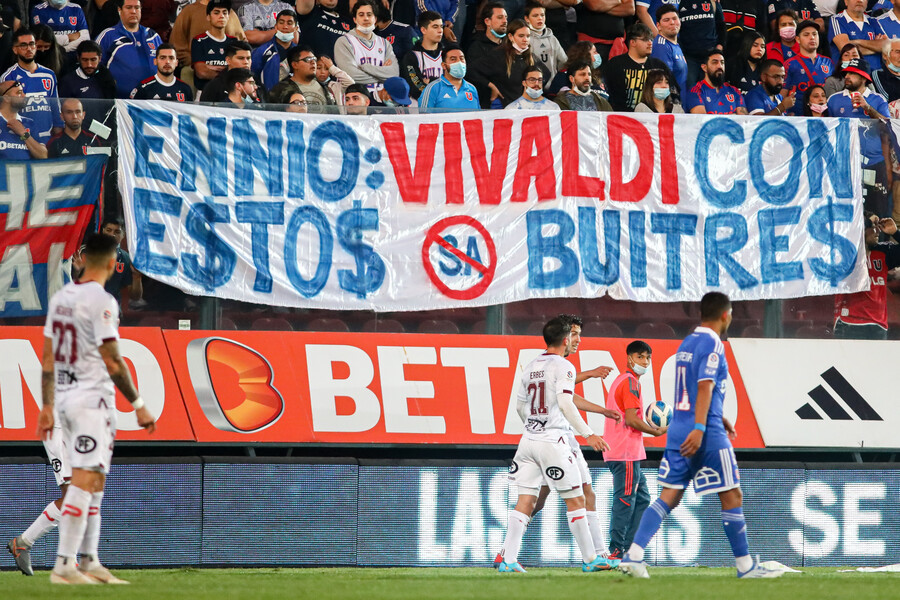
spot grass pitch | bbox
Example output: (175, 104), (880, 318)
(2, 566), (897, 600)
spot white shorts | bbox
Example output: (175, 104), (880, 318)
(509, 436), (584, 499)
(43, 424), (71, 487)
(566, 432), (592, 487)
(59, 405), (117, 475)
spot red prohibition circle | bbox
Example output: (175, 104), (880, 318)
(421, 215), (498, 300)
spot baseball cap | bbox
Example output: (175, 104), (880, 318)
(843, 58), (872, 82)
(382, 77), (411, 106)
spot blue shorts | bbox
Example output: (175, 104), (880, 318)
(657, 445), (740, 496)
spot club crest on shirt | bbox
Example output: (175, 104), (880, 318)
(42, 78), (52, 91)
(70, 16), (78, 26)
(702, 3), (710, 10)
(822, 64), (830, 74)
(465, 91), (473, 100)
(725, 93), (735, 102)
(386, 35), (395, 44)
(341, 22), (350, 30)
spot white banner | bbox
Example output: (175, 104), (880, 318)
(730, 338), (899, 448)
(117, 100), (869, 310)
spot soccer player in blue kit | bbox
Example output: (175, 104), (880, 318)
(619, 292), (783, 579)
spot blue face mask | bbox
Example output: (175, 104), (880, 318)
(448, 61), (466, 79)
(653, 87), (671, 100)
(491, 28), (506, 39)
(592, 55), (602, 69)
(525, 86), (542, 99)
(889, 62), (900, 74)
(841, 60), (851, 68)
(384, 98), (398, 107)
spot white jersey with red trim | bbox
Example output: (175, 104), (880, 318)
(516, 353), (576, 442)
(43, 281), (120, 409)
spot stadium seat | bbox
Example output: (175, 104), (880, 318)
(417, 319), (460, 334)
(217, 317), (238, 330)
(362, 318), (406, 333)
(633, 322), (678, 339)
(252, 317), (293, 331)
(584, 320), (623, 338)
(305, 318), (351, 332)
(138, 314), (180, 329)
(471, 320), (514, 334)
(740, 324), (764, 338)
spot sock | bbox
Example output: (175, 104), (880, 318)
(626, 498), (672, 561)
(21, 501), (62, 547)
(54, 486), (91, 567)
(566, 508), (596, 563)
(721, 508), (751, 571)
(79, 492), (104, 569)
(586, 511), (607, 557)
(501, 511), (530, 565)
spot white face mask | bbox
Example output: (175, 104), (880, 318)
(357, 24), (376, 34)
(631, 362), (649, 376)
(275, 30), (295, 43)
(525, 86), (542, 99)
(511, 41), (529, 53)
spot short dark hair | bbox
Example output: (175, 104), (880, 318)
(760, 58), (784, 74)
(481, 1), (504, 23)
(524, 0), (544, 16)
(12, 28), (33, 45)
(656, 4), (677, 22)
(626, 340), (652, 355)
(543, 317), (571, 347)
(277, 8), (297, 21)
(226, 40), (252, 58)
(700, 292), (731, 321)
(226, 67), (253, 89)
(353, 0), (378, 17)
(115, 0), (138, 9)
(557, 314), (584, 329)
(442, 42), (462, 57)
(796, 19), (819, 35)
(77, 40), (102, 56)
(521, 65), (542, 81)
(82, 233), (119, 266)
(101, 216), (124, 230)
(156, 42), (176, 54)
(626, 22), (653, 45)
(418, 9), (442, 29)
(704, 47), (724, 63)
(206, 0), (231, 15)
(344, 82), (371, 99)
(288, 44), (315, 65)
(567, 59), (591, 80)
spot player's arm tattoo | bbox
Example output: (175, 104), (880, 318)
(99, 340), (140, 403)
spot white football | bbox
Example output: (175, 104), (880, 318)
(645, 401), (672, 428)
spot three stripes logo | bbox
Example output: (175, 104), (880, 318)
(796, 367), (882, 421)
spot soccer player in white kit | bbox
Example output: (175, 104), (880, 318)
(498, 317), (611, 573)
(37, 233), (156, 585)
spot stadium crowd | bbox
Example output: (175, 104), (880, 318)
(1, 0), (899, 338)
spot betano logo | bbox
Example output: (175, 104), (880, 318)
(186, 337), (285, 433)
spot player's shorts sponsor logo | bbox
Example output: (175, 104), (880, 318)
(75, 435), (97, 453)
(545, 466), (564, 481)
(52, 458), (62, 473)
(508, 461), (518, 474)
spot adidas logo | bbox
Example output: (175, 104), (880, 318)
(208, 49), (216, 54)
(442, 93), (450, 98)
(796, 367), (882, 421)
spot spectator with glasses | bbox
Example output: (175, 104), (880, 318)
(505, 64), (558, 110)
(604, 22), (670, 112)
(271, 45), (336, 106)
(0, 79), (47, 159)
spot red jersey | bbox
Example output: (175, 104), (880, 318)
(834, 245), (900, 329)
(602, 369), (646, 462)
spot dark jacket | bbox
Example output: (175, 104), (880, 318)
(469, 45), (551, 108)
(554, 91), (613, 111)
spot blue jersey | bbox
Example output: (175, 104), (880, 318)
(766, 0), (819, 23)
(0, 115), (37, 160)
(191, 32), (235, 90)
(876, 10), (900, 39)
(667, 327), (730, 451)
(419, 75), (480, 110)
(685, 80), (745, 113)
(784, 53), (833, 114)
(376, 21), (414, 62)
(651, 35), (687, 94)
(744, 84), (781, 114)
(31, 2), (88, 36)
(827, 89), (890, 167)
(96, 22), (162, 98)
(829, 11), (886, 71)
(1, 64), (62, 143)
(252, 38), (294, 90)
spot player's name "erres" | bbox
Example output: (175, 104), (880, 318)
(530, 370), (544, 379)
